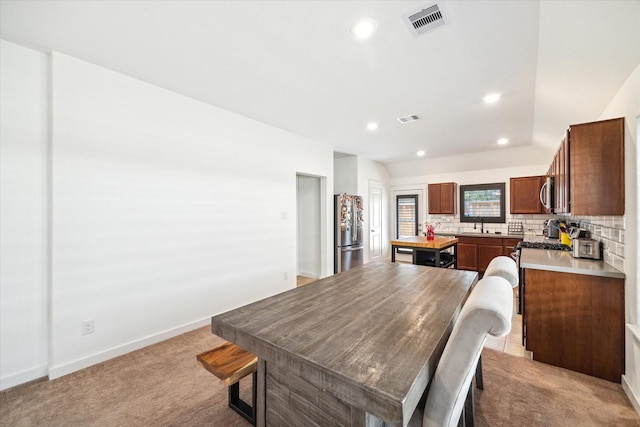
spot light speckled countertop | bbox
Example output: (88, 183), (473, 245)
(520, 248), (625, 279)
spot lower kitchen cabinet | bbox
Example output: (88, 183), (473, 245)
(503, 238), (521, 256)
(456, 243), (477, 270)
(457, 236), (517, 273)
(523, 269), (624, 383)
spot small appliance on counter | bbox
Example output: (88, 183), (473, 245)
(543, 219), (559, 238)
(572, 239), (601, 259)
(569, 226), (589, 239)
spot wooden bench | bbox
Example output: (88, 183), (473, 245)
(196, 341), (258, 425)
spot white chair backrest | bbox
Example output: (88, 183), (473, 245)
(484, 255), (519, 288)
(422, 276), (513, 427)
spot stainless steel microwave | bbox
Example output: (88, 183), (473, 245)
(539, 176), (554, 212)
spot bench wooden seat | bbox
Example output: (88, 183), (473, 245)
(197, 341), (258, 425)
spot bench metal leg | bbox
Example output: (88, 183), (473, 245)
(228, 371), (257, 425)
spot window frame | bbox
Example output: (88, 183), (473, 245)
(459, 182), (506, 224)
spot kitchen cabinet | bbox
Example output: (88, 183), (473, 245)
(509, 175), (546, 214)
(456, 242), (478, 270)
(570, 117), (624, 215)
(548, 117), (624, 215)
(503, 238), (521, 256)
(554, 133), (570, 214)
(456, 236), (519, 273)
(428, 182), (456, 215)
(523, 268), (624, 383)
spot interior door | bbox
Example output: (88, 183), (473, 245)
(369, 185), (382, 259)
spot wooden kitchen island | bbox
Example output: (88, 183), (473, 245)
(211, 260), (478, 426)
(390, 236), (458, 268)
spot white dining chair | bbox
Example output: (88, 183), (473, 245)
(483, 255), (519, 288)
(408, 275), (513, 427)
(474, 255), (519, 389)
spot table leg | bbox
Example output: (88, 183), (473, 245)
(256, 359), (266, 427)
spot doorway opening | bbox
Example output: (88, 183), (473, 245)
(296, 174), (325, 285)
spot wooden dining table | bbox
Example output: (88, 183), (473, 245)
(210, 260), (478, 426)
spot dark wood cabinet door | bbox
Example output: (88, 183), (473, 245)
(503, 238), (521, 256)
(440, 182), (455, 214)
(428, 182), (456, 214)
(570, 117), (624, 215)
(510, 176), (543, 214)
(428, 184), (441, 214)
(554, 133), (569, 214)
(477, 245), (504, 273)
(524, 269), (624, 383)
(456, 243), (477, 271)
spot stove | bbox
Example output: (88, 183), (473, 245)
(517, 241), (572, 251)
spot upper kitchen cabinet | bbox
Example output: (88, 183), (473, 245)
(510, 175), (546, 214)
(428, 182), (456, 215)
(548, 117), (624, 215)
(570, 117), (625, 216)
(553, 133), (570, 214)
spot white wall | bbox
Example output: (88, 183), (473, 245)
(334, 155), (357, 195)
(1, 42), (334, 387)
(0, 40), (49, 390)
(599, 63), (640, 413)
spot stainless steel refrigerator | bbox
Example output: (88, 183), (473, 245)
(334, 194), (364, 273)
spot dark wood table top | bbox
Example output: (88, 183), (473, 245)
(211, 260), (478, 426)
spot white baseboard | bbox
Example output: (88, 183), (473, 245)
(622, 374), (640, 417)
(0, 364), (48, 392)
(298, 271), (319, 279)
(48, 317), (210, 380)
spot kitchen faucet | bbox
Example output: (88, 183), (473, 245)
(474, 217), (485, 233)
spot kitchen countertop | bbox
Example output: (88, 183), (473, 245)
(520, 247), (625, 279)
(436, 231), (525, 239)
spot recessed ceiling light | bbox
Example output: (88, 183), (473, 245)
(351, 18), (377, 39)
(483, 93), (501, 104)
(367, 122), (378, 131)
(497, 138), (509, 145)
(417, 150), (426, 157)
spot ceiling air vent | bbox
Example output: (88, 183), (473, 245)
(404, 4), (448, 37)
(397, 115), (420, 124)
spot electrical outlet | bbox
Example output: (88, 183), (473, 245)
(81, 320), (95, 335)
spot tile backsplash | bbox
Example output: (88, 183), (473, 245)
(428, 214), (550, 237)
(568, 215), (625, 272)
(428, 213), (626, 272)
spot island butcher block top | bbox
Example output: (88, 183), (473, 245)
(390, 235), (458, 249)
(210, 260), (478, 426)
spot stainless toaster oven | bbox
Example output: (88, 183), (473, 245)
(572, 239), (601, 259)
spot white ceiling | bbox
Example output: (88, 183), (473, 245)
(1, 0), (638, 170)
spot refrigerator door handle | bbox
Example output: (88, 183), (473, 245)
(351, 201), (357, 242)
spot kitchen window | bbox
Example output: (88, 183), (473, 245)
(459, 182), (505, 223)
